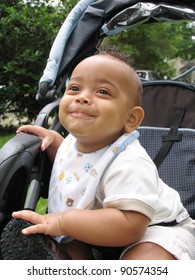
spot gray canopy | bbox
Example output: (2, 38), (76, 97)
(38, 0), (195, 99)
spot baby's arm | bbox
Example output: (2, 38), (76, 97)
(16, 125), (64, 162)
(12, 208), (149, 247)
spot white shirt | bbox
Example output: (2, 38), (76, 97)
(48, 132), (189, 226)
(96, 139), (188, 225)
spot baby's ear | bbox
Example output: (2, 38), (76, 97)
(124, 106), (145, 132)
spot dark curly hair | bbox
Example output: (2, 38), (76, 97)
(95, 45), (135, 69)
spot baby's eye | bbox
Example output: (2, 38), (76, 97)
(98, 89), (110, 95)
(66, 85), (80, 95)
(69, 85), (80, 91)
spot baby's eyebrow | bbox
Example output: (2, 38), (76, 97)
(69, 76), (82, 82)
(97, 78), (119, 90)
(69, 76), (118, 90)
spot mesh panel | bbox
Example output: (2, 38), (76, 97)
(138, 127), (195, 219)
(57, 0), (139, 77)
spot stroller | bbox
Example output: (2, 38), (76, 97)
(0, 0), (195, 259)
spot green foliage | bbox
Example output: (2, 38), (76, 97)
(106, 20), (195, 79)
(0, 1), (194, 126)
(0, 133), (14, 148)
(174, 21), (195, 61)
(0, 0), (76, 123)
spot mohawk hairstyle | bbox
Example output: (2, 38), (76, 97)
(95, 45), (135, 69)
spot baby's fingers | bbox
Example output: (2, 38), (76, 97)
(21, 224), (45, 235)
(40, 137), (51, 151)
(16, 125), (34, 134)
(12, 210), (44, 225)
(12, 210), (48, 235)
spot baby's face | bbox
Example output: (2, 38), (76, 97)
(59, 55), (138, 152)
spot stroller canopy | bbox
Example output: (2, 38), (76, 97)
(38, 0), (195, 98)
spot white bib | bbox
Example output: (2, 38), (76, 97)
(48, 131), (139, 214)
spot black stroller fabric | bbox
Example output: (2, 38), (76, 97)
(49, 0), (139, 85)
(141, 82), (195, 129)
(139, 81), (195, 218)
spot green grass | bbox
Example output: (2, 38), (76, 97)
(0, 133), (15, 148)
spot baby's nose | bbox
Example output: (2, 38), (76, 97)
(75, 91), (92, 104)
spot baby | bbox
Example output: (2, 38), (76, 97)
(1, 47), (195, 260)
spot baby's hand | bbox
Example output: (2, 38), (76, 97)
(16, 125), (55, 151)
(12, 210), (65, 237)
